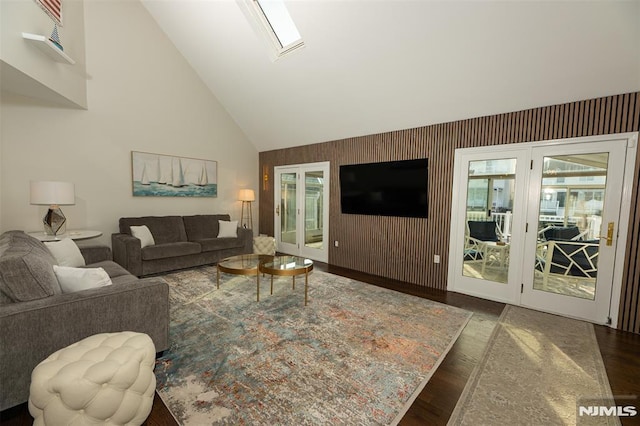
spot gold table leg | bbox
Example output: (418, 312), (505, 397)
(216, 266), (220, 289)
(304, 270), (308, 306)
(257, 271), (260, 302)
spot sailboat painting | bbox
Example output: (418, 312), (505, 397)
(132, 151), (217, 197)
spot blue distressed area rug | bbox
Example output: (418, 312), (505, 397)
(155, 266), (471, 425)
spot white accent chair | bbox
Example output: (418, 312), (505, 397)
(538, 240), (599, 287)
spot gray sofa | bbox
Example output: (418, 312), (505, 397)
(0, 230), (170, 410)
(112, 214), (252, 276)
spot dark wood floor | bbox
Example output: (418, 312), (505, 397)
(2, 263), (639, 425)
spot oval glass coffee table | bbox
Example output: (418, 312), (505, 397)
(259, 256), (314, 306)
(216, 254), (273, 301)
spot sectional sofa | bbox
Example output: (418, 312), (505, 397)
(0, 230), (170, 410)
(112, 214), (253, 276)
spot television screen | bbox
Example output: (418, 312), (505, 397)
(339, 158), (428, 218)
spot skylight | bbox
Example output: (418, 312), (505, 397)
(255, 0), (301, 48)
(243, 0), (304, 59)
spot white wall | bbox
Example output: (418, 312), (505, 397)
(1, 0), (87, 108)
(0, 0), (258, 246)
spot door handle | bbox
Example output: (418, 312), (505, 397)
(275, 205), (280, 216)
(598, 222), (614, 246)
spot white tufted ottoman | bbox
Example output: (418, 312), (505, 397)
(28, 332), (156, 426)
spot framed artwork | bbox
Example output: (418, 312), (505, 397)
(35, 0), (62, 26)
(131, 151), (217, 197)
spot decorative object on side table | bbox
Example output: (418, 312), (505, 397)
(30, 181), (75, 236)
(239, 189), (255, 229)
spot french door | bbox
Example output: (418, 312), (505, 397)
(448, 149), (529, 304)
(448, 133), (637, 324)
(520, 140), (629, 323)
(274, 162), (330, 263)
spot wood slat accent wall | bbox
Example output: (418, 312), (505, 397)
(259, 92), (640, 333)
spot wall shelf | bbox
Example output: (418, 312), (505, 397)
(22, 32), (75, 65)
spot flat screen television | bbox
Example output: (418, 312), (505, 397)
(339, 158), (428, 218)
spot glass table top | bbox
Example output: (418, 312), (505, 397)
(260, 255), (313, 273)
(217, 254), (273, 272)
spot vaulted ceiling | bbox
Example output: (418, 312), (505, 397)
(141, 0), (640, 152)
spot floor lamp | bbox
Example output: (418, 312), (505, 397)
(30, 181), (75, 236)
(239, 189), (255, 230)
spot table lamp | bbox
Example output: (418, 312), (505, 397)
(239, 189), (255, 229)
(30, 181), (75, 236)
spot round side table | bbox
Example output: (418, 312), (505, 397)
(27, 229), (103, 242)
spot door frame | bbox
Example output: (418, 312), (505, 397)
(447, 132), (638, 326)
(274, 161), (330, 263)
(521, 139), (629, 324)
(448, 148), (529, 304)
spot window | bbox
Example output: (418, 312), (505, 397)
(241, 0), (304, 59)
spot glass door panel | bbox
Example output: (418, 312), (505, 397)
(280, 172), (298, 245)
(304, 171), (324, 250)
(532, 153), (607, 301)
(462, 158), (517, 284)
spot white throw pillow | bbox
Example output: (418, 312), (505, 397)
(53, 265), (113, 293)
(130, 225), (155, 248)
(44, 238), (86, 267)
(217, 220), (238, 238)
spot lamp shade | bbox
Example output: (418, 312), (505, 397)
(238, 189), (255, 202)
(30, 181), (75, 206)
